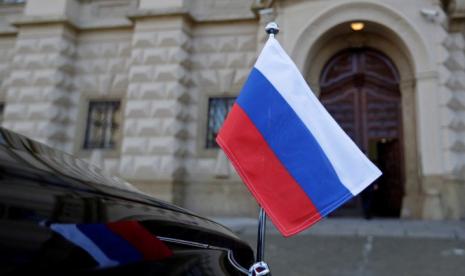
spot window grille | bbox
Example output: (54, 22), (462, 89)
(83, 100), (120, 149)
(206, 97), (236, 148)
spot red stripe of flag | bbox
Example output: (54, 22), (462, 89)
(107, 221), (172, 260)
(216, 104), (322, 236)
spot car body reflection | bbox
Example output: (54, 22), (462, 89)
(0, 127), (254, 275)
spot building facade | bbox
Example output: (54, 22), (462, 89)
(0, 0), (464, 220)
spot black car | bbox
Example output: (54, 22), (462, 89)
(0, 127), (254, 275)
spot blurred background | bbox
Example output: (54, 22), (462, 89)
(0, 0), (464, 275)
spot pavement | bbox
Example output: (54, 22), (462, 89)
(213, 218), (465, 276)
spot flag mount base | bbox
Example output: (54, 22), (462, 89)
(248, 261), (270, 276)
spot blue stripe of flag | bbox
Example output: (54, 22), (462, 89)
(236, 68), (353, 215)
(77, 223), (142, 264)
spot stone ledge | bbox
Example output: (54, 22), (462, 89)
(77, 18), (133, 30)
(127, 7), (256, 23)
(3, 6), (257, 33)
(0, 25), (17, 35)
(10, 14), (78, 28)
(190, 13), (256, 23)
(127, 7), (192, 21)
(10, 14), (133, 31)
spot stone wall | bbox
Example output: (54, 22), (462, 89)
(3, 24), (77, 153)
(74, 29), (132, 176)
(118, 16), (191, 202)
(272, 0), (464, 220)
(443, 33), (465, 176)
(0, 0), (259, 213)
(442, 31), (465, 219)
(187, 22), (256, 176)
(189, 0), (255, 20)
(0, 0), (464, 220)
(181, 21), (259, 216)
(0, 36), (14, 103)
(440, 0), (465, 219)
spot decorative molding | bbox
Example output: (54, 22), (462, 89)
(10, 14), (134, 30)
(251, 0), (275, 15)
(126, 7), (192, 21)
(10, 14), (78, 28)
(4, 1), (257, 32)
(0, 25), (17, 35)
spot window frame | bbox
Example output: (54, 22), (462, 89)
(83, 100), (121, 150)
(196, 90), (239, 158)
(205, 96), (236, 149)
(76, 97), (124, 159)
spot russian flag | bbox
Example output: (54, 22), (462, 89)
(50, 221), (172, 267)
(216, 37), (382, 237)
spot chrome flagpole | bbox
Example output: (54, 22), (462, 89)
(248, 207), (271, 276)
(256, 207), (267, 262)
(248, 21), (280, 276)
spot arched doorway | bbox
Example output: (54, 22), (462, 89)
(320, 48), (404, 218)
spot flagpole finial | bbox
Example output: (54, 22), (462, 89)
(265, 22), (279, 37)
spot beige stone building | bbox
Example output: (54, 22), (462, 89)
(0, 0), (464, 221)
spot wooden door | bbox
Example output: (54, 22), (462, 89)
(319, 48), (404, 218)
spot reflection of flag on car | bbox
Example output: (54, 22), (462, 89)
(216, 37), (382, 237)
(50, 221), (172, 267)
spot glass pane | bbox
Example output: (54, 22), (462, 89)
(84, 101), (120, 149)
(0, 103), (4, 123)
(206, 97), (236, 148)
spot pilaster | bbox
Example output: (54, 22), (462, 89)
(119, 13), (192, 202)
(2, 0), (78, 152)
(441, 0), (465, 219)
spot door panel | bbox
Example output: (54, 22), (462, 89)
(319, 48), (404, 218)
(320, 88), (359, 145)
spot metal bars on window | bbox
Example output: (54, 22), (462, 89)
(83, 101), (120, 149)
(206, 97), (236, 148)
